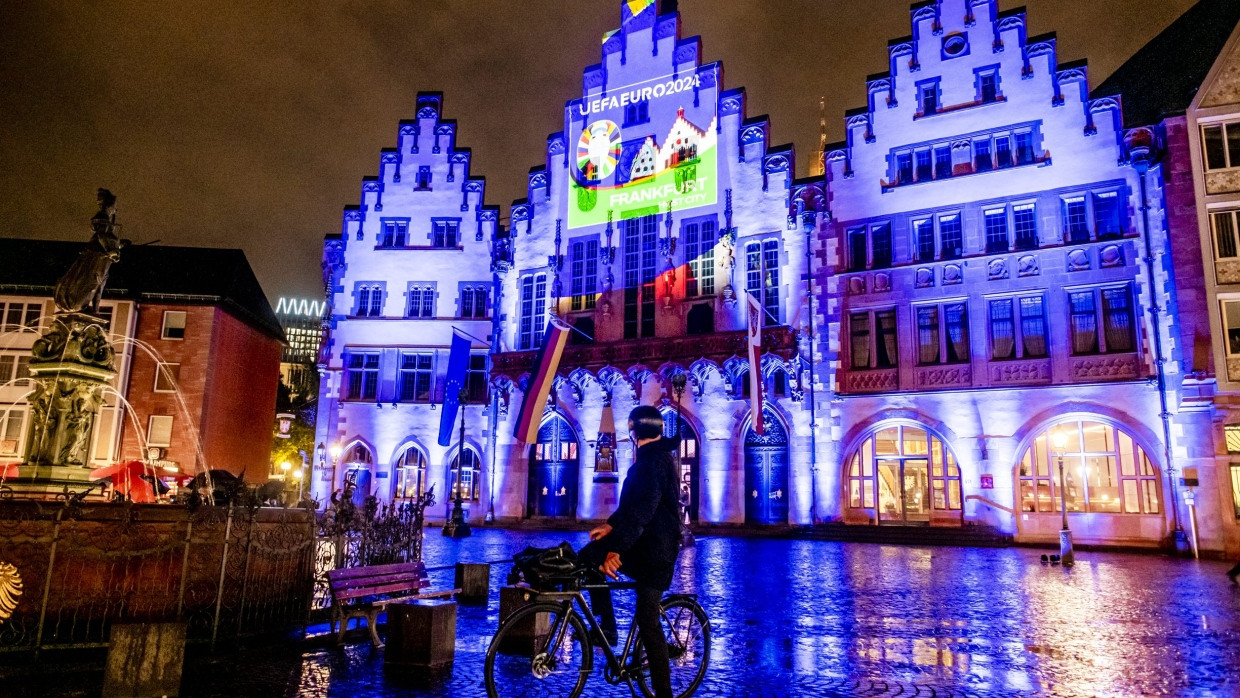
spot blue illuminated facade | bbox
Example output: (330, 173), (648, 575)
(315, 0), (1240, 556)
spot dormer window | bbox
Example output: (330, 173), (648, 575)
(415, 166), (432, 190)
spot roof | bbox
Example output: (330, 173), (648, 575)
(1093, 0), (1240, 128)
(0, 238), (285, 342)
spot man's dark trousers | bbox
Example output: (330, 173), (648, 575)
(635, 584), (672, 698)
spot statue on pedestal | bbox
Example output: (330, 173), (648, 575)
(53, 189), (127, 315)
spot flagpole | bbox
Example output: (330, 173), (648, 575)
(443, 386), (472, 538)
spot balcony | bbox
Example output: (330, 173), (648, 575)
(491, 326), (799, 381)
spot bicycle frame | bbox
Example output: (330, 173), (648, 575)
(538, 580), (646, 687)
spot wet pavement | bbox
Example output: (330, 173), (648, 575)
(17, 528), (1240, 697)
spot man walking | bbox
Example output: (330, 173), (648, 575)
(580, 405), (681, 698)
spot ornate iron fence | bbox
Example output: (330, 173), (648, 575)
(0, 497), (316, 653)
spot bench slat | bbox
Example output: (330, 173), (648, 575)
(328, 562), (423, 581)
(334, 580), (430, 601)
(329, 572), (426, 591)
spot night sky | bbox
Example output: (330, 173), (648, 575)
(0, 0), (1198, 300)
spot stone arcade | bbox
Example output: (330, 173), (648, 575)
(314, 0), (1240, 557)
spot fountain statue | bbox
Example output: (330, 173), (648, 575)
(17, 190), (125, 491)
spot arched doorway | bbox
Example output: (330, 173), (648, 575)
(661, 408), (700, 523)
(844, 424), (960, 525)
(528, 416), (580, 518)
(392, 445), (427, 502)
(341, 442), (374, 506)
(744, 410), (788, 525)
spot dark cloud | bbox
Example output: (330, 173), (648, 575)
(0, 0), (1198, 300)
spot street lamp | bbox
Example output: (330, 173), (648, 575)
(1051, 430), (1075, 567)
(443, 388), (472, 538)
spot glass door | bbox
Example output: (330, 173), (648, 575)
(876, 458), (930, 524)
(877, 459), (903, 522)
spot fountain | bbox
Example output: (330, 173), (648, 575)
(10, 189), (126, 496)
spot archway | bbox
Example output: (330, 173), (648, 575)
(744, 409), (789, 525)
(661, 408), (700, 523)
(341, 442), (374, 506)
(1016, 419), (1161, 515)
(528, 415), (580, 518)
(844, 424), (961, 525)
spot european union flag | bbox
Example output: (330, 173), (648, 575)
(438, 328), (472, 447)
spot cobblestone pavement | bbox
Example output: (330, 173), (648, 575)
(19, 529), (1240, 697)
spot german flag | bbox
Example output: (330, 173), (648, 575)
(513, 315), (572, 444)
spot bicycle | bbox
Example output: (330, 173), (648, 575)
(484, 574), (710, 698)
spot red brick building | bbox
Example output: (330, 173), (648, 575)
(0, 239), (284, 481)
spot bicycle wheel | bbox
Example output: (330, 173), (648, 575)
(634, 597), (711, 698)
(484, 601), (593, 698)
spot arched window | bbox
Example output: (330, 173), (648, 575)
(1017, 420), (1159, 514)
(393, 446), (426, 500)
(343, 443), (373, 467)
(846, 425), (960, 523)
(450, 448), (482, 502)
(771, 369), (787, 397)
(738, 370), (751, 399)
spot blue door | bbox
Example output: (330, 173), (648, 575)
(528, 417), (580, 518)
(744, 413), (789, 525)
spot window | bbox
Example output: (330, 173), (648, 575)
(1018, 420), (1160, 514)
(994, 136), (1012, 168)
(1093, 192), (1123, 239)
(934, 146), (953, 179)
(466, 353), (488, 403)
(161, 311), (186, 340)
(846, 425), (961, 515)
(346, 352), (380, 400)
(380, 220), (408, 247)
(1227, 424), (1240, 454)
(518, 273), (547, 350)
(1063, 197), (1090, 244)
(416, 166), (432, 189)
(990, 300), (1015, 360)
(1223, 300), (1240, 356)
(0, 353), (31, 385)
(623, 100), (649, 126)
(0, 409), (24, 457)
(407, 284), (435, 318)
(1211, 210), (1240, 259)
(432, 220), (459, 248)
(394, 447), (427, 500)
(939, 214), (963, 260)
(684, 220), (717, 297)
(570, 240), (599, 311)
(686, 304), (714, 335)
(917, 302), (969, 365)
(896, 153), (914, 185)
(449, 449), (482, 502)
(1013, 204), (1038, 250)
(147, 415), (174, 448)
(746, 239), (780, 326)
(1020, 296), (1048, 357)
(919, 83), (939, 116)
(984, 208), (1009, 254)
(870, 223), (893, 269)
(153, 363), (180, 393)
(459, 284), (488, 319)
(915, 150), (933, 182)
(1015, 132), (1035, 165)
(973, 139), (992, 172)
(398, 352), (432, 402)
(913, 219), (935, 262)
(622, 215), (658, 339)
(847, 227), (867, 272)
(850, 309), (898, 370)
(1230, 465), (1240, 519)
(356, 285), (384, 317)
(1069, 286), (1135, 355)
(1202, 122), (1240, 170)
(979, 72), (998, 103)
(1, 302), (41, 332)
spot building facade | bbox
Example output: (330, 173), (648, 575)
(315, 0), (1240, 555)
(274, 296), (326, 399)
(0, 240), (284, 483)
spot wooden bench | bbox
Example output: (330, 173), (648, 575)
(327, 561), (459, 647)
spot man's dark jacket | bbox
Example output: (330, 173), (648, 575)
(582, 437), (681, 590)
